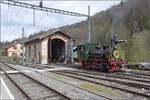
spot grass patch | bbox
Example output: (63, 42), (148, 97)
(80, 83), (120, 98)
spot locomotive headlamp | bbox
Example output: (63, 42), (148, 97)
(113, 50), (120, 59)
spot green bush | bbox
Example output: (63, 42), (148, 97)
(12, 55), (19, 63)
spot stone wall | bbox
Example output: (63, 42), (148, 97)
(41, 38), (48, 64)
(25, 42), (41, 64)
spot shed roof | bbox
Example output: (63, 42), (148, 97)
(25, 29), (71, 44)
(5, 41), (22, 50)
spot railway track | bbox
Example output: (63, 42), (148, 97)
(52, 64), (150, 82)
(51, 70), (150, 99)
(0, 61), (52, 69)
(128, 71), (150, 77)
(0, 63), (16, 71)
(68, 70), (150, 83)
(120, 72), (150, 79)
(55, 70), (150, 89)
(0, 63), (70, 100)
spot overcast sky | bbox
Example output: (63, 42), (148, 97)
(1, 0), (121, 42)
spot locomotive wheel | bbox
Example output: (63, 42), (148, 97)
(104, 63), (109, 72)
(100, 63), (109, 72)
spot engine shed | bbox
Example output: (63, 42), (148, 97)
(25, 29), (73, 64)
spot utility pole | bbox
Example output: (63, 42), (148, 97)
(88, 5), (91, 43)
(33, 8), (35, 26)
(22, 28), (25, 65)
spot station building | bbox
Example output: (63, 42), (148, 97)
(24, 29), (73, 64)
(4, 41), (25, 58)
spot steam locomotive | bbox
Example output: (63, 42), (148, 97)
(74, 36), (127, 72)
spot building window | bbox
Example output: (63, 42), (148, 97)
(21, 46), (23, 50)
(20, 53), (23, 56)
(13, 46), (17, 50)
(12, 53), (17, 57)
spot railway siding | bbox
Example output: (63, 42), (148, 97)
(51, 70), (150, 99)
(60, 70), (150, 87)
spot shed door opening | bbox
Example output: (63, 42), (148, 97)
(51, 38), (65, 63)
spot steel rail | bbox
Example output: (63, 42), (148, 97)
(0, 0), (88, 17)
(61, 71), (150, 89)
(52, 71), (150, 99)
(6, 61), (52, 69)
(122, 73), (150, 79)
(0, 67), (31, 100)
(52, 65), (150, 83)
(2, 63), (71, 100)
(69, 70), (150, 83)
(0, 68), (4, 75)
(1, 61), (52, 69)
(129, 71), (150, 77)
(0, 63), (16, 71)
(106, 74), (150, 83)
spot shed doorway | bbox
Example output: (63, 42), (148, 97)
(51, 38), (65, 63)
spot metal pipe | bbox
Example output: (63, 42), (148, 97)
(88, 5), (91, 43)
